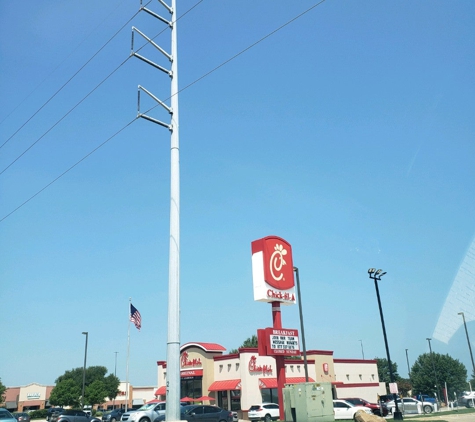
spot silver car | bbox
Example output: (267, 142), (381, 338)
(386, 397), (435, 414)
(121, 403), (166, 422)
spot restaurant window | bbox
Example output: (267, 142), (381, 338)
(218, 391), (228, 410)
(180, 377), (202, 399)
(261, 388), (278, 404)
(230, 390), (240, 411)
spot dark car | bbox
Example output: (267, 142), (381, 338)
(341, 397), (388, 416)
(47, 409), (65, 421)
(155, 405), (233, 422)
(13, 414), (30, 422)
(102, 410), (125, 422)
(50, 409), (91, 422)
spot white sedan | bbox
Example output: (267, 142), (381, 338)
(332, 400), (372, 420)
(386, 397), (436, 414)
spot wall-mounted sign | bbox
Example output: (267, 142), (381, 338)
(323, 363), (329, 373)
(180, 351), (202, 368)
(248, 355), (273, 374)
(180, 370), (203, 377)
(258, 328), (301, 356)
(27, 393), (41, 400)
(251, 236), (296, 305)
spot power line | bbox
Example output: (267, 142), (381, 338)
(0, 0), (130, 127)
(0, 0), (204, 176)
(0, 55), (131, 176)
(0, 118), (137, 223)
(0, 5), (143, 150)
(0, 0), (326, 222)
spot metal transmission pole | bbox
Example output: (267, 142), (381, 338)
(132, 1), (181, 420)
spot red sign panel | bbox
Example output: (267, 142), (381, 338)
(252, 236), (295, 290)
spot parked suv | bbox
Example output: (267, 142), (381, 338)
(248, 404), (279, 422)
(102, 409), (125, 422)
(341, 398), (388, 416)
(458, 391), (475, 408)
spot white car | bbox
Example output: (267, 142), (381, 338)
(248, 404), (279, 422)
(332, 400), (372, 420)
(386, 397), (436, 414)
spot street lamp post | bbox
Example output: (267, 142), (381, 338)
(293, 267), (309, 382)
(82, 332), (88, 410)
(359, 340), (365, 360)
(426, 338), (440, 402)
(459, 312), (475, 378)
(368, 268), (403, 420)
(113, 352), (118, 409)
(405, 349), (411, 379)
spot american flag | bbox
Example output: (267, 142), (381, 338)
(130, 304), (142, 331)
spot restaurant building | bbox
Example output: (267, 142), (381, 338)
(155, 342), (386, 418)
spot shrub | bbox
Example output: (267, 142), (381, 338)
(29, 409), (48, 419)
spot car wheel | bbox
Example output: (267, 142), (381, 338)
(423, 405), (432, 413)
(111, 418), (116, 422)
(139, 418), (151, 422)
(467, 401), (475, 408)
(264, 414), (271, 422)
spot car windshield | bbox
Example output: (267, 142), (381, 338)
(0, 412), (14, 420)
(137, 404), (156, 411)
(249, 406), (260, 411)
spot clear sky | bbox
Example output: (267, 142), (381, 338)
(1, 0), (474, 390)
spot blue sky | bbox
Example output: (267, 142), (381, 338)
(1, 0), (474, 389)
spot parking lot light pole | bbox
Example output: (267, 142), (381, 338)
(426, 338), (440, 402)
(82, 332), (88, 409)
(293, 266), (309, 382)
(368, 268), (403, 420)
(405, 349), (411, 379)
(459, 312), (475, 378)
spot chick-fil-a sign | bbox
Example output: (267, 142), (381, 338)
(251, 236), (296, 304)
(248, 355), (273, 375)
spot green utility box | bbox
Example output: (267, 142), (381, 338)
(283, 382), (334, 422)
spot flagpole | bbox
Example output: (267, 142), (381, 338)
(125, 298), (131, 412)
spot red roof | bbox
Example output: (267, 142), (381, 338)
(258, 377), (315, 389)
(155, 386), (166, 396)
(181, 342), (226, 352)
(208, 379), (241, 391)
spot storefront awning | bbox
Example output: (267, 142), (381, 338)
(155, 386), (166, 396)
(208, 379), (241, 391)
(259, 377), (315, 389)
(22, 400), (44, 407)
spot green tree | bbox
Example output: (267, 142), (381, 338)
(375, 357), (401, 385)
(0, 378), (6, 405)
(84, 380), (107, 409)
(103, 374), (120, 402)
(411, 353), (467, 399)
(396, 378), (412, 396)
(230, 335), (258, 353)
(49, 379), (81, 407)
(53, 366), (120, 407)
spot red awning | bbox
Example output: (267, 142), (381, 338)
(208, 379), (241, 391)
(258, 377), (315, 389)
(155, 386), (166, 396)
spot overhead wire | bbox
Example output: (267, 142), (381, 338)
(0, 2), (146, 150)
(1, 0), (326, 223)
(0, 0), (129, 127)
(0, 0), (204, 176)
